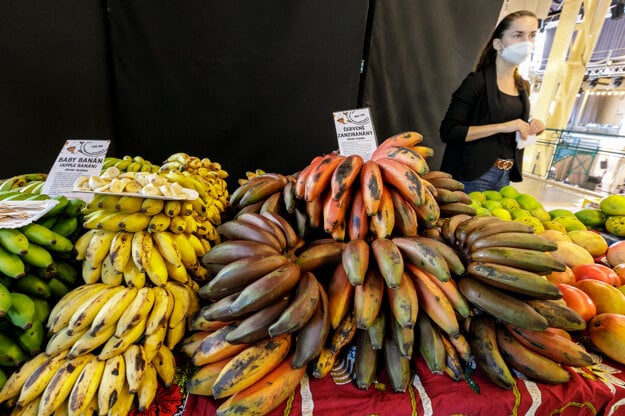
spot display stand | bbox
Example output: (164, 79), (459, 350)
(176, 356), (625, 416)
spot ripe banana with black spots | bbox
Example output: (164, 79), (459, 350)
(469, 313), (516, 389)
(199, 253), (289, 301)
(393, 236), (451, 282)
(467, 262), (562, 300)
(341, 238), (369, 286)
(496, 325), (571, 384)
(458, 276), (548, 331)
(291, 281), (330, 369)
(228, 262), (301, 317)
(505, 324), (597, 367)
(268, 270), (320, 336)
(370, 238), (403, 289)
(471, 247), (567, 274)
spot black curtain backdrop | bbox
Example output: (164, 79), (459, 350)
(0, 1), (503, 186)
(108, 1), (369, 186)
(361, 0), (503, 171)
(0, 1), (115, 178)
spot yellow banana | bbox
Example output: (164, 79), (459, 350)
(97, 354), (126, 414)
(36, 353), (93, 416)
(67, 354), (105, 415)
(152, 344), (177, 388)
(123, 344), (147, 394)
(89, 286), (138, 336)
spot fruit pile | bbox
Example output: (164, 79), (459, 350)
(0, 175), (89, 394)
(0, 153), (229, 414)
(176, 132), (607, 416)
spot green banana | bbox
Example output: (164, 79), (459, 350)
(20, 223), (57, 246)
(31, 296), (52, 323)
(10, 273), (52, 299)
(20, 223), (73, 253)
(47, 277), (70, 298)
(0, 332), (28, 366)
(37, 215), (59, 229)
(7, 292), (37, 330)
(19, 242), (54, 269)
(62, 197), (87, 218)
(17, 319), (46, 355)
(40, 194), (69, 218)
(53, 260), (80, 285)
(0, 229), (30, 255)
(0, 244), (26, 278)
(0, 283), (13, 317)
(51, 215), (79, 238)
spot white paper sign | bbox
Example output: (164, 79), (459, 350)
(42, 139), (111, 198)
(332, 108), (378, 160)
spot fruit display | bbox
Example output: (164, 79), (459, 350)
(0, 153), (228, 414)
(2, 136), (625, 415)
(174, 131), (610, 416)
(0, 175), (89, 395)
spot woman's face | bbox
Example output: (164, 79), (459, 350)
(494, 16), (538, 51)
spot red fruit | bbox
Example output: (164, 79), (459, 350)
(557, 283), (597, 322)
(572, 263), (620, 286)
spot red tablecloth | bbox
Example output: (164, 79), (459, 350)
(179, 356), (625, 416)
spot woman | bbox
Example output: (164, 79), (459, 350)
(439, 10), (545, 193)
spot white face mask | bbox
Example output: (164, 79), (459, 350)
(500, 41), (533, 65)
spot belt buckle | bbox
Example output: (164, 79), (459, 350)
(495, 159), (513, 170)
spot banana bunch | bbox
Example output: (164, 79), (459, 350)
(295, 236), (475, 389)
(0, 279), (53, 392)
(74, 166), (196, 199)
(159, 152), (229, 224)
(0, 280), (196, 413)
(436, 213), (599, 387)
(0, 173), (48, 194)
(75, 207), (213, 285)
(101, 154), (160, 174)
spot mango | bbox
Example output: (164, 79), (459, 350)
(574, 280), (625, 315)
(468, 191), (486, 203)
(483, 190), (502, 201)
(490, 208), (512, 221)
(575, 208), (606, 228)
(481, 200), (502, 211)
(605, 216), (625, 237)
(510, 208), (532, 219)
(513, 216), (544, 233)
(589, 313), (625, 365)
(499, 185), (521, 199)
(516, 193), (543, 211)
(567, 230), (608, 257)
(599, 194), (625, 216)
(549, 241), (594, 268)
(500, 197), (520, 210)
(530, 208), (551, 223)
(549, 208), (576, 219)
(475, 207), (491, 217)
(607, 241), (625, 267)
(553, 216), (587, 232)
(538, 229), (572, 244)
(542, 220), (567, 233)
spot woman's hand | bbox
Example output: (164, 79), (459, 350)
(500, 119), (530, 139)
(529, 118), (545, 135)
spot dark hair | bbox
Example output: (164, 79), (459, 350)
(475, 10), (537, 92)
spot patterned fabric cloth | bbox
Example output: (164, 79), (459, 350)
(181, 355), (625, 416)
